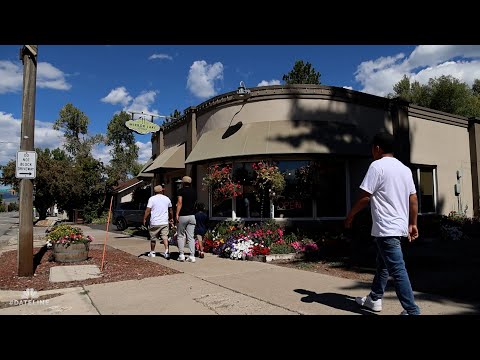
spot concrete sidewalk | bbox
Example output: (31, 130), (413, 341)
(1, 223), (478, 315)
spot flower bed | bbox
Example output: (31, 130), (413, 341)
(203, 220), (320, 261)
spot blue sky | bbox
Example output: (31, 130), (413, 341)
(1, 45), (480, 185)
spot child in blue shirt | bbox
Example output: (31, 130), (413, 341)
(194, 202), (208, 258)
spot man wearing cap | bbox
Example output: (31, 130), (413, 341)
(143, 185), (173, 258)
(175, 176), (197, 262)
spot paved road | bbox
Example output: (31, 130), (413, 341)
(0, 211), (18, 237)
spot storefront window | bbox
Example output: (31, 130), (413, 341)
(312, 159), (346, 217)
(233, 162), (269, 218)
(274, 161), (313, 218)
(209, 164), (234, 218)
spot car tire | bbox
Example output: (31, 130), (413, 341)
(116, 217), (128, 231)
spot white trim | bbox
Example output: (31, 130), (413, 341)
(114, 180), (144, 194)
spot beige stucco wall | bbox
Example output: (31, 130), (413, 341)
(164, 124), (187, 148)
(197, 98), (392, 143)
(409, 116), (473, 216)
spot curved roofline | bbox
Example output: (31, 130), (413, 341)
(162, 85), (392, 132)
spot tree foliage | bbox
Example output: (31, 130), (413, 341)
(170, 109), (182, 119)
(105, 111), (139, 187)
(0, 148), (74, 220)
(3, 104), (108, 222)
(390, 75), (480, 118)
(282, 60), (321, 85)
(54, 103), (103, 157)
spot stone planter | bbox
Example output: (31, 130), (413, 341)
(53, 243), (89, 263)
(265, 252), (305, 262)
(246, 255), (267, 262)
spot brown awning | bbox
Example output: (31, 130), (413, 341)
(144, 143), (185, 172)
(136, 157), (154, 178)
(185, 120), (370, 163)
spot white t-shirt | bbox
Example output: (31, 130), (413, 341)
(146, 194), (172, 226)
(360, 157), (416, 237)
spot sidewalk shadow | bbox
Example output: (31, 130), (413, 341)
(294, 289), (377, 315)
(138, 251), (173, 260)
(33, 245), (49, 273)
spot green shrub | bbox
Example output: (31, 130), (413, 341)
(91, 211), (109, 224)
(270, 242), (295, 254)
(283, 233), (298, 244)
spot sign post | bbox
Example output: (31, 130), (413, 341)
(16, 151), (37, 179)
(17, 45), (38, 277)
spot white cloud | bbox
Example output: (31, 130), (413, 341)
(0, 60), (71, 94)
(37, 62), (71, 90)
(257, 79), (281, 87)
(0, 111), (64, 165)
(91, 144), (112, 165)
(355, 45), (480, 97)
(101, 87), (133, 106)
(0, 61), (22, 94)
(342, 86), (353, 90)
(149, 53), (173, 61)
(124, 90), (159, 116)
(136, 141), (152, 164)
(101, 87), (159, 118)
(187, 60), (224, 99)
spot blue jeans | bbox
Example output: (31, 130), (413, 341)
(369, 236), (420, 315)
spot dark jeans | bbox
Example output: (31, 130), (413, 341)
(369, 236), (421, 315)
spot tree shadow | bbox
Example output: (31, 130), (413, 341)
(294, 289), (377, 315)
(33, 245), (49, 273)
(269, 87), (390, 158)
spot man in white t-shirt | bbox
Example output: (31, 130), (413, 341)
(143, 185), (173, 259)
(345, 132), (420, 315)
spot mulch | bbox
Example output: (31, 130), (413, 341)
(0, 244), (180, 291)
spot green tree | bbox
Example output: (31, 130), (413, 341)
(53, 103), (107, 222)
(472, 79), (480, 96)
(170, 109), (182, 119)
(0, 148), (75, 220)
(390, 75), (480, 118)
(130, 161), (144, 177)
(54, 103), (103, 157)
(282, 60), (321, 85)
(0, 161), (19, 193)
(105, 111), (139, 187)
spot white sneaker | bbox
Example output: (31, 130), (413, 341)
(186, 256), (196, 263)
(163, 252), (170, 259)
(177, 254), (185, 262)
(355, 295), (382, 312)
(148, 251), (156, 257)
(400, 310), (409, 315)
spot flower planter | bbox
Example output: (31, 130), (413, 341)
(246, 255), (266, 262)
(265, 252), (305, 262)
(53, 243), (89, 263)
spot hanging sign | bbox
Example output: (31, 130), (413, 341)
(125, 119), (160, 134)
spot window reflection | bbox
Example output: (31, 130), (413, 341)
(274, 161), (313, 218)
(233, 162), (269, 218)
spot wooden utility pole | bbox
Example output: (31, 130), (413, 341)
(18, 45), (38, 277)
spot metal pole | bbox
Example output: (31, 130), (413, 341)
(18, 45), (38, 277)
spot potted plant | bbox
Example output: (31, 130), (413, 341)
(46, 224), (94, 262)
(252, 161), (286, 201)
(202, 164), (242, 202)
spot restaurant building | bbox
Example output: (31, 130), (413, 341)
(138, 84), (480, 221)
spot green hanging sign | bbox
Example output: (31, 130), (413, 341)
(125, 119), (160, 134)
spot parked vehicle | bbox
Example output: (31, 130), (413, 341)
(113, 202), (146, 231)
